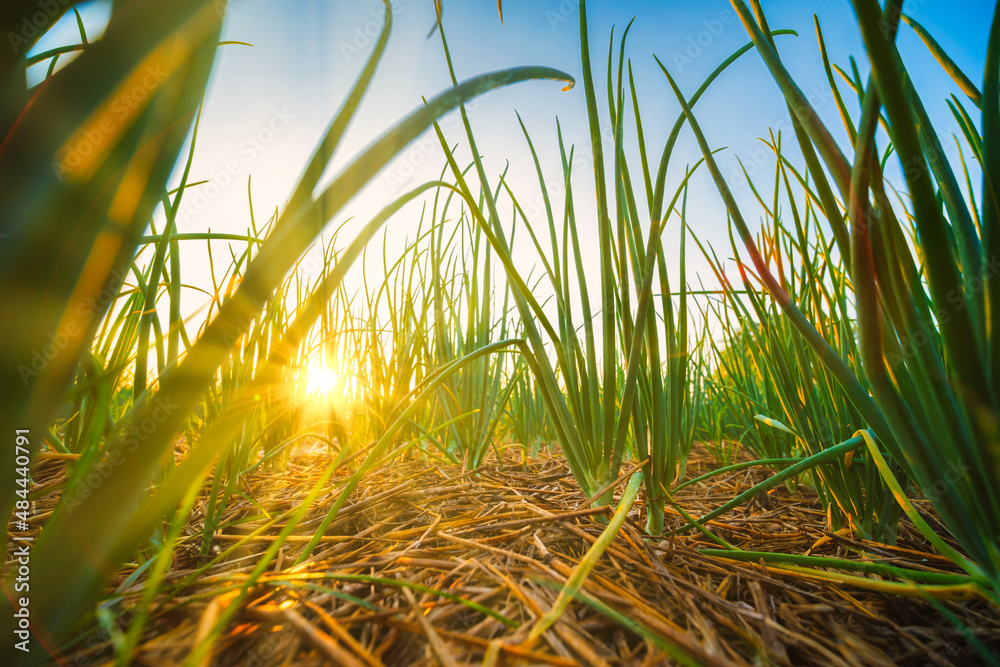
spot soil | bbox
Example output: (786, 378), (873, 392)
(30, 444), (1000, 666)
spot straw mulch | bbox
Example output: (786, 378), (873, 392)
(34, 444), (1000, 666)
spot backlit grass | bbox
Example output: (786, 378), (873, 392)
(2, 0), (999, 663)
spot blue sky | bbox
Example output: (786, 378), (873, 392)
(30, 0), (996, 329)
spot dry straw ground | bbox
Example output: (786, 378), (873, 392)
(28, 444), (998, 666)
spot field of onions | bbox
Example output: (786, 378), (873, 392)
(1, 0), (999, 664)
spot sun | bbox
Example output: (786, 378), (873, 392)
(305, 364), (340, 397)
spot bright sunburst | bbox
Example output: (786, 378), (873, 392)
(305, 364), (340, 397)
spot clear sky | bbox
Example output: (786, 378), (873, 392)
(30, 0), (997, 332)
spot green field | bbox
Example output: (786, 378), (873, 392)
(1, 1), (999, 664)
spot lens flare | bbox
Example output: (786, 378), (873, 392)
(306, 364), (340, 397)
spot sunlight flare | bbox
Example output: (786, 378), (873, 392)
(305, 362), (340, 398)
